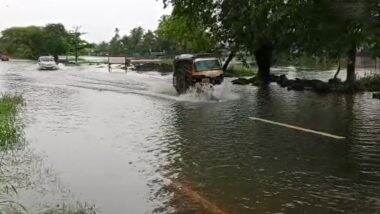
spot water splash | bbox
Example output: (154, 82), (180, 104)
(178, 81), (239, 103)
(139, 72), (239, 103)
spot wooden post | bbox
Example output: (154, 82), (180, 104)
(108, 55), (111, 72)
(125, 56), (127, 73)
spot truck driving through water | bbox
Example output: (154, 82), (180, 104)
(173, 54), (224, 94)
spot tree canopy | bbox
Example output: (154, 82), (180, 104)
(163, 0), (379, 83)
(0, 24), (89, 60)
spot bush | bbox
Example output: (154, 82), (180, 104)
(357, 75), (380, 92)
(133, 61), (173, 73)
(0, 94), (24, 150)
(225, 64), (255, 77)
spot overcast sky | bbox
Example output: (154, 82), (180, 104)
(0, 0), (171, 43)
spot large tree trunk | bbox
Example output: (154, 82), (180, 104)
(346, 44), (356, 85)
(223, 50), (236, 71)
(254, 42), (273, 83)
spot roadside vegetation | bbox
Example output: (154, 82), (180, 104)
(0, 94), (24, 213)
(1, 1), (378, 90)
(358, 75), (380, 92)
(133, 61), (173, 73)
(0, 94), (24, 150)
(162, 0), (379, 87)
(42, 202), (97, 214)
(0, 95), (96, 214)
(225, 64), (255, 77)
(0, 25), (90, 62)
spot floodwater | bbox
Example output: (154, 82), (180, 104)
(0, 60), (379, 213)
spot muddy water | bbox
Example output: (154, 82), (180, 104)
(0, 60), (379, 213)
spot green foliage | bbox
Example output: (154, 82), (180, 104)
(109, 28), (123, 55)
(42, 202), (97, 214)
(91, 42), (109, 56)
(125, 27), (145, 55)
(156, 15), (217, 53)
(93, 27), (159, 56)
(164, 0), (299, 78)
(43, 24), (70, 57)
(225, 64), (255, 77)
(0, 95), (24, 151)
(0, 26), (45, 59)
(358, 75), (380, 92)
(0, 24), (91, 60)
(164, 0), (378, 80)
(142, 30), (158, 54)
(294, 1), (377, 56)
(67, 27), (92, 62)
(92, 15), (217, 57)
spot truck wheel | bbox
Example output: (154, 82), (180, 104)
(175, 74), (190, 94)
(174, 64), (191, 94)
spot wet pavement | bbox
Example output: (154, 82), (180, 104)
(0, 60), (379, 213)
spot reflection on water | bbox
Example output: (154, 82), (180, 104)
(0, 61), (379, 213)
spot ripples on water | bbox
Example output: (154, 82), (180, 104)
(0, 61), (379, 213)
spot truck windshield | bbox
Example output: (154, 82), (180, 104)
(195, 60), (221, 72)
(39, 57), (54, 62)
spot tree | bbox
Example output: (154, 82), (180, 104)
(142, 30), (157, 54)
(43, 23), (70, 60)
(109, 28), (123, 55)
(165, 0), (379, 84)
(0, 26), (45, 59)
(156, 14), (217, 53)
(0, 24), (92, 61)
(294, 0), (379, 85)
(164, 0), (295, 82)
(92, 42), (110, 56)
(68, 26), (89, 63)
(127, 27), (145, 55)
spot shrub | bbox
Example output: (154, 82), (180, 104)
(0, 94), (24, 150)
(357, 75), (380, 92)
(225, 64), (255, 77)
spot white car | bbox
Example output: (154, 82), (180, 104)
(38, 56), (58, 70)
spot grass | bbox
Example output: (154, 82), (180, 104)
(0, 201), (97, 214)
(357, 75), (380, 92)
(0, 95), (97, 214)
(160, 58), (174, 65)
(225, 64), (255, 77)
(0, 94), (24, 151)
(0, 94), (24, 214)
(42, 202), (97, 214)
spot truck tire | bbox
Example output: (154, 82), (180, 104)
(174, 64), (192, 94)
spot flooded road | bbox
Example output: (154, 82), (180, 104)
(0, 61), (379, 213)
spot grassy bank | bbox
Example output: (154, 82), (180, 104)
(0, 94), (24, 151)
(0, 95), (98, 213)
(0, 94), (24, 214)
